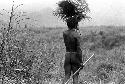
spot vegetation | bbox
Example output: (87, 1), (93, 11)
(0, 1), (125, 84)
(53, 0), (90, 22)
(53, 0), (90, 29)
(0, 25), (125, 84)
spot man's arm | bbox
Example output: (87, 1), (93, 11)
(75, 31), (82, 52)
(75, 31), (83, 64)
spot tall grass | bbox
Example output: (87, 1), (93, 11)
(1, 26), (125, 84)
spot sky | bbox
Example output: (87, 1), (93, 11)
(0, 0), (125, 26)
(0, 0), (60, 10)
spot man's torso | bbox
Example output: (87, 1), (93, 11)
(63, 29), (81, 52)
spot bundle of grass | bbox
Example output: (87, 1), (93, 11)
(53, 0), (90, 26)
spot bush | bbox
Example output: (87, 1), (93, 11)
(83, 30), (125, 51)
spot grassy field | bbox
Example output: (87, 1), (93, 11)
(1, 26), (125, 84)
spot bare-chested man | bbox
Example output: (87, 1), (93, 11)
(62, 18), (83, 84)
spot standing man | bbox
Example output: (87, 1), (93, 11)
(62, 17), (83, 84)
(53, 0), (90, 83)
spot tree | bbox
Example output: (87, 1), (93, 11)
(0, 1), (32, 84)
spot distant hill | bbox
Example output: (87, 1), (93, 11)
(28, 7), (66, 27)
(1, 7), (124, 28)
(0, 8), (66, 28)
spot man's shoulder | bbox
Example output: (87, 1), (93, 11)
(73, 30), (81, 37)
(63, 30), (67, 33)
(63, 29), (81, 37)
(63, 30), (70, 35)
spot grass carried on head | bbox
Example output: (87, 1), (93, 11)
(53, 0), (90, 24)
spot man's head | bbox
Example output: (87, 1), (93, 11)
(66, 17), (79, 30)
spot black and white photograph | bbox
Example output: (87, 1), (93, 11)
(0, 0), (125, 84)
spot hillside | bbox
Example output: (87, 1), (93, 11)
(28, 7), (65, 27)
(1, 26), (125, 84)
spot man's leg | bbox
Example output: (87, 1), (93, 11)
(62, 71), (71, 84)
(72, 66), (79, 84)
(73, 73), (79, 84)
(62, 53), (71, 84)
(71, 53), (81, 84)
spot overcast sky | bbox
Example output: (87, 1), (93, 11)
(0, 0), (125, 26)
(0, 0), (60, 10)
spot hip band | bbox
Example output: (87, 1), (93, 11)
(66, 52), (77, 53)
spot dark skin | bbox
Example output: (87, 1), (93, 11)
(62, 25), (83, 84)
(63, 29), (82, 62)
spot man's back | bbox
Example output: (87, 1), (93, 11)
(63, 29), (81, 52)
